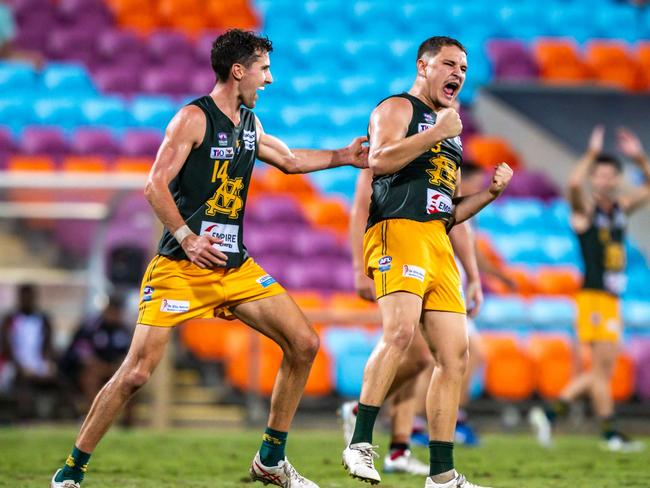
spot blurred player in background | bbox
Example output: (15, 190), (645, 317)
(51, 29), (368, 488)
(530, 126), (650, 451)
(341, 36), (513, 488)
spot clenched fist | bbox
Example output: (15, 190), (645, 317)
(488, 162), (513, 198)
(434, 108), (463, 140)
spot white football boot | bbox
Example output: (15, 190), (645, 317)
(51, 469), (80, 488)
(342, 442), (381, 484)
(249, 452), (319, 487)
(339, 401), (358, 445)
(601, 434), (645, 453)
(425, 470), (492, 488)
(383, 449), (429, 475)
(528, 406), (553, 448)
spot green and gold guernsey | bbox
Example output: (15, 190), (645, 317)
(578, 203), (627, 296)
(367, 93), (463, 229)
(157, 95), (258, 268)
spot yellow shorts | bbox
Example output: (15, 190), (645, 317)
(364, 219), (465, 314)
(575, 289), (622, 343)
(137, 255), (285, 327)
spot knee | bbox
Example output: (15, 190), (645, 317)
(414, 349), (434, 372)
(117, 365), (151, 392)
(384, 322), (416, 352)
(288, 328), (320, 364)
(436, 345), (469, 379)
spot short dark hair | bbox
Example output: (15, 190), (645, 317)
(211, 29), (273, 82)
(417, 36), (466, 60)
(462, 160), (483, 178)
(594, 153), (623, 173)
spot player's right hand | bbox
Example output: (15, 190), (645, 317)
(488, 162), (513, 197)
(434, 108), (463, 140)
(181, 234), (228, 268)
(355, 271), (376, 302)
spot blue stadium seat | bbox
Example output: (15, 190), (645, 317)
(0, 61), (37, 96)
(322, 326), (373, 397)
(130, 96), (176, 131)
(335, 352), (370, 397)
(541, 235), (580, 265)
(626, 240), (647, 269)
(500, 198), (544, 228)
(309, 166), (359, 200)
(0, 98), (35, 135)
(41, 63), (96, 96)
(528, 296), (576, 332)
(81, 97), (130, 130)
(492, 232), (549, 265)
(624, 268), (650, 300)
(623, 300), (650, 330)
(33, 98), (82, 130)
(592, 4), (639, 41)
(475, 295), (529, 330)
(546, 199), (573, 232)
(496, 4), (546, 39)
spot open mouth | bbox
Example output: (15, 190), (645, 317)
(443, 81), (459, 98)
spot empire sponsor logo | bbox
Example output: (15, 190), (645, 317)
(426, 188), (452, 214)
(199, 221), (240, 253)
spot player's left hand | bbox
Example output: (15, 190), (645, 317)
(345, 136), (369, 168)
(488, 162), (513, 198)
(465, 279), (483, 318)
(617, 127), (645, 161)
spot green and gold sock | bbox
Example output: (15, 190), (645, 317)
(259, 427), (288, 467)
(55, 446), (91, 483)
(350, 403), (380, 445)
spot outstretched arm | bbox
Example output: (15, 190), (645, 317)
(368, 98), (462, 176)
(144, 106), (227, 268)
(617, 127), (650, 213)
(569, 125), (603, 218)
(349, 169), (376, 301)
(256, 118), (368, 174)
(451, 163), (513, 225)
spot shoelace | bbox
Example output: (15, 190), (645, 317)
(355, 444), (379, 469)
(60, 481), (80, 488)
(284, 462), (308, 483)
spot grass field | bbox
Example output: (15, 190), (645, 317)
(1, 427), (648, 487)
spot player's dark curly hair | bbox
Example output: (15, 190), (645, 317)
(595, 153), (623, 173)
(417, 36), (466, 60)
(211, 29), (273, 82)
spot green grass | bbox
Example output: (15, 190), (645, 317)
(1, 427), (648, 487)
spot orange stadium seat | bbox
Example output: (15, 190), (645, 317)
(483, 334), (535, 400)
(503, 266), (537, 296)
(533, 39), (591, 84)
(528, 334), (573, 399)
(112, 157), (152, 173)
(207, 0), (260, 30)
(534, 267), (581, 296)
(262, 168), (316, 199)
(179, 319), (238, 361)
(585, 41), (645, 91)
(329, 292), (376, 311)
(301, 197), (350, 235)
(290, 290), (326, 312)
(636, 41), (650, 79)
(7, 155), (55, 172)
(465, 136), (521, 170)
(62, 156), (109, 173)
(223, 324), (332, 396)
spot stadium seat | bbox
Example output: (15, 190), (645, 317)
(301, 197), (349, 235)
(130, 96), (177, 130)
(112, 156), (152, 173)
(465, 136), (521, 170)
(623, 300), (650, 330)
(585, 40), (645, 91)
(80, 97), (131, 129)
(292, 228), (345, 258)
(7, 155), (56, 171)
(121, 129), (163, 157)
(262, 169), (316, 198)
(533, 38), (590, 84)
(0, 61), (37, 96)
(534, 266), (581, 296)
(180, 319), (230, 361)
(527, 334), (573, 399)
(71, 128), (120, 157)
(246, 195), (305, 225)
(476, 295), (529, 330)
(96, 29), (146, 66)
(42, 63), (96, 96)
(20, 127), (69, 156)
(487, 39), (538, 80)
(33, 98), (82, 130)
(482, 334), (535, 400)
(93, 65), (142, 96)
(528, 296), (576, 333)
(61, 156), (109, 172)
